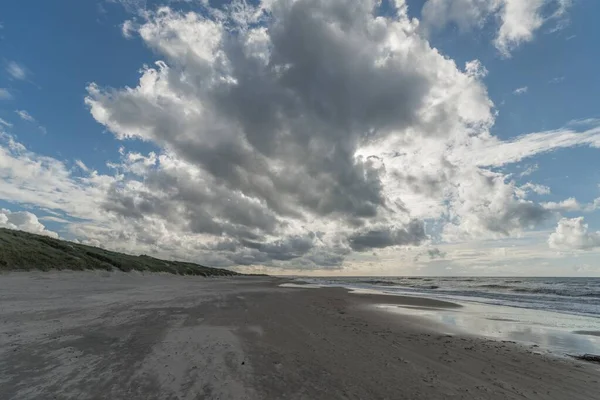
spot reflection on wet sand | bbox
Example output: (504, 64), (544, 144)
(377, 301), (600, 356)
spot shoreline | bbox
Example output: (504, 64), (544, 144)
(2, 272), (599, 399)
(282, 278), (600, 359)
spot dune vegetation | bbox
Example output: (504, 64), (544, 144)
(0, 228), (238, 276)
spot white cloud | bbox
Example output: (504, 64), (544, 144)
(567, 118), (600, 128)
(74, 159), (90, 172)
(40, 215), (71, 224)
(0, 88), (12, 100)
(495, 0), (546, 57)
(0, 118), (12, 128)
(513, 86), (528, 95)
(548, 217), (600, 250)
(465, 59), (488, 78)
(0, 208), (58, 238)
(542, 197), (581, 211)
(441, 169), (551, 241)
(0, 133), (110, 223)
(422, 0), (572, 57)
(519, 164), (538, 177)
(520, 182), (550, 195)
(121, 20), (136, 38)
(6, 61), (26, 80)
(542, 196), (600, 213)
(15, 110), (35, 122)
(455, 126), (600, 168)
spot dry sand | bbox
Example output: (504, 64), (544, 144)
(1, 272), (598, 399)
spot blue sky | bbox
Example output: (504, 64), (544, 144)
(1, 0), (600, 275)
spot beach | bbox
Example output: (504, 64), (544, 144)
(1, 272), (599, 399)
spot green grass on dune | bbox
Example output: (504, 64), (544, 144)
(0, 228), (238, 276)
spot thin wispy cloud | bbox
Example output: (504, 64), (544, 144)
(519, 164), (539, 178)
(513, 86), (528, 95)
(0, 88), (12, 100)
(6, 61), (27, 80)
(15, 110), (35, 122)
(14, 110), (46, 134)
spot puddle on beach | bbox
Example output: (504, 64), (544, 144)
(376, 301), (600, 357)
(279, 283), (323, 289)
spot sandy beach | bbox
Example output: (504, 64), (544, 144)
(1, 272), (599, 399)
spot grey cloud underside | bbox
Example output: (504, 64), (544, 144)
(484, 202), (550, 235)
(349, 220), (426, 252)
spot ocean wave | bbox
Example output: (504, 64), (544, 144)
(512, 287), (600, 298)
(477, 284), (512, 289)
(359, 279), (397, 286)
(411, 285), (439, 289)
(440, 278), (476, 282)
(357, 280), (440, 290)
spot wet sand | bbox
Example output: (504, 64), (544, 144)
(1, 272), (599, 399)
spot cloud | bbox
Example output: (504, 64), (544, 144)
(519, 164), (538, 177)
(14, 110), (46, 134)
(0, 0), (599, 270)
(455, 125), (600, 168)
(549, 76), (565, 84)
(520, 182), (550, 195)
(513, 86), (528, 95)
(548, 217), (600, 250)
(0, 118), (12, 128)
(542, 197), (581, 211)
(427, 248), (446, 259)
(442, 169), (552, 241)
(74, 159), (90, 172)
(542, 196), (600, 213)
(121, 20), (136, 38)
(0, 88), (12, 100)
(567, 118), (600, 128)
(0, 208), (58, 238)
(15, 110), (35, 122)
(85, 1), (481, 258)
(348, 220), (426, 252)
(6, 61), (26, 80)
(0, 133), (109, 223)
(414, 247), (446, 261)
(421, 0), (572, 57)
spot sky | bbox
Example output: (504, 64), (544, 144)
(1, 0), (600, 276)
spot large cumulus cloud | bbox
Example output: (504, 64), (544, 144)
(548, 217), (600, 251)
(86, 0), (481, 265)
(78, 0), (570, 267)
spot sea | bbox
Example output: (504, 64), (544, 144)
(289, 276), (600, 355)
(294, 276), (600, 317)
